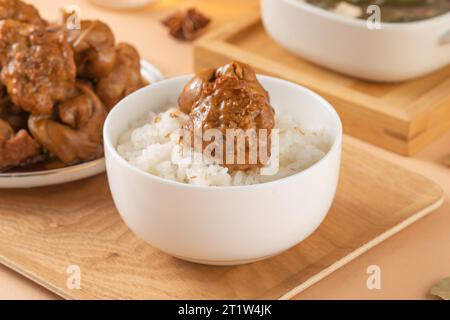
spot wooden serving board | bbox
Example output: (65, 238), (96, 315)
(0, 141), (443, 299)
(194, 15), (450, 156)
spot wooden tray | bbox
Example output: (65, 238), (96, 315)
(194, 15), (450, 156)
(0, 142), (443, 299)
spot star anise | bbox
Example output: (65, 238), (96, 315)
(162, 8), (211, 41)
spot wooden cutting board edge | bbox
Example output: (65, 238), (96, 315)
(278, 196), (444, 300)
(0, 254), (71, 300)
(0, 187), (443, 300)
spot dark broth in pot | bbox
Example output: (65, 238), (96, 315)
(305, 0), (450, 22)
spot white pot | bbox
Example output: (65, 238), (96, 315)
(261, 0), (450, 82)
(103, 75), (342, 265)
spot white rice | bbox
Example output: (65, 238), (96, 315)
(117, 107), (333, 186)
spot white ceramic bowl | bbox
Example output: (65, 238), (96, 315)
(261, 0), (450, 82)
(104, 75), (342, 266)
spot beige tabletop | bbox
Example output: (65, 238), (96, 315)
(1, 0), (449, 300)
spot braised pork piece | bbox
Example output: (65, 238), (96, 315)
(0, 118), (41, 171)
(0, 20), (77, 115)
(0, 87), (27, 132)
(66, 19), (117, 79)
(28, 82), (106, 165)
(95, 43), (144, 111)
(0, 0), (145, 173)
(0, 0), (46, 26)
(179, 62), (276, 171)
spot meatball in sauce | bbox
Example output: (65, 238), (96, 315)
(178, 62), (275, 171)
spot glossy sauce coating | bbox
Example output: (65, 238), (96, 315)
(0, 0), (145, 172)
(178, 62), (275, 171)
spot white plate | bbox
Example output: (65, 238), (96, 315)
(0, 60), (164, 189)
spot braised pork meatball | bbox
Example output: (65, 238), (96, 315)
(28, 82), (107, 165)
(0, 20), (76, 115)
(0, 118), (41, 171)
(178, 61), (275, 171)
(66, 19), (116, 79)
(0, 0), (46, 26)
(95, 43), (144, 110)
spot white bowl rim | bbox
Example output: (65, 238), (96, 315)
(279, 0), (450, 29)
(104, 74), (343, 191)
